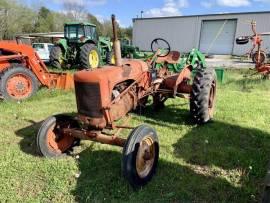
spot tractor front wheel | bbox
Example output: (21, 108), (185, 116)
(122, 125), (159, 188)
(80, 44), (100, 69)
(190, 68), (217, 124)
(106, 51), (115, 65)
(0, 66), (38, 101)
(36, 115), (80, 158)
(50, 46), (64, 69)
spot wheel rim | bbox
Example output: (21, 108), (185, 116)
(6, 73), (33, 100)
(89, 50), (99, 68)
(255, 53), (265, 63)
(136, 136), (156, 178)
(47, 123), (75, 154)
(111, 54), (116, 65)
(58, 56), (64, 66)
(208, 80), (217, 117)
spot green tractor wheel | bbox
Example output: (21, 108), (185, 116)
(50, 46), (64, 69)
(80, 44), (100, 69)
(106, 51), (116, 65)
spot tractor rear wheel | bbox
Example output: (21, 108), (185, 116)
(122, 125), (159, 188)
(80, 44), (100, 69)
(50, 46), (64, 69)
(190, 68), (217, 124)
(36, 115), (80, 158)
(0, 66), (38, 101)
(252, 51), (266, 64)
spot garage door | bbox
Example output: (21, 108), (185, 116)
(199, 19), (237, 55)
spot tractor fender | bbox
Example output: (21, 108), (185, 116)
(191, 48), (206, 68)
(84, 40), (96, 46)
(98, 37), (113, 52)
(55, 38), (68, 54)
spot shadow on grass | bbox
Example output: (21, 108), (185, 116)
(173, 121), (270, 201)
(14, 112), (270, 201)
(135, 102), (193, 127)
(15, 119), (42, 156)
(15, 113), (77, 157)
(72, 149), (242, 202)
(72, 121), (270, 202)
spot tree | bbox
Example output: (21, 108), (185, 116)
(87, 14), (103, 36)
(34, 7), (55, 33)
(121, 26), (133, 39)
(62, 1), (86, 21)
(0, 0), (133, 41)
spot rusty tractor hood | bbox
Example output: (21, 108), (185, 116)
(74, 59), (148, 107)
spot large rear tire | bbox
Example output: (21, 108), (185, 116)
(122, 125), (159, 188)
(50, 46), (64, 69)
(190, 68), (217, 124)
(80, 44), (100, 69)
(0, 66), (38, 101)
(36, 115), (80, 158)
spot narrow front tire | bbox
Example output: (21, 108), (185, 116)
(36, 115), (80, 158)
(122, 125), (159, 188)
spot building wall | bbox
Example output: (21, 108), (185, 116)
(133, 12), (270, 55)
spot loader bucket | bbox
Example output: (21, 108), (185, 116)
(48, 72), (74, 90)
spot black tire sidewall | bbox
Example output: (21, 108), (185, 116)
(190, 68), (217, 124)
(122, 125), (159, 187)
(36, 116), (61, 158)
(0, 66), (39, 101)
(50, 46), (63, 68)
(36, 114), (77, 158)
(80, 44), (100, 69)
(106, 51), (114, 65)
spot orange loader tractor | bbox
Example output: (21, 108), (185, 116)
(0, 40), (73, 101)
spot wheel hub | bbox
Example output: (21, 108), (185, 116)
(89, 50), (99, 68)
(6, 74), (32, 99)
(136, 136), (155, 178)
(47, 124), (75, 153)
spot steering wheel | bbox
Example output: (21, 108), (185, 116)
(151, 38), (171, 57)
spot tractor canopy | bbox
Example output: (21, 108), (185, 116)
(64, 22), (98, 44)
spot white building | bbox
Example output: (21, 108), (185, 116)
(133, 11), (270, 55)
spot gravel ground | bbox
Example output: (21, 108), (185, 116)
(206, 57), (255, 69)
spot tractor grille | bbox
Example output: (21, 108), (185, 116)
(75, 82), (103, 118)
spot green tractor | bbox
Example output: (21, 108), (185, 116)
(50, 22), (113, 69)
(120, 38), (206, 72)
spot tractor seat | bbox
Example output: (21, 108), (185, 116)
(156, 51), (181, 64)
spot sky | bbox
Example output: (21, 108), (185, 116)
(21, 0), (270, 27)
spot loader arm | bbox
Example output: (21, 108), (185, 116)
(0, 41), (73, 90)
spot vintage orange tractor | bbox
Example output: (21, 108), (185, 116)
(0, 39), (73, 101)
(236, 21), (270, 77)
(36, 15), (217, 187)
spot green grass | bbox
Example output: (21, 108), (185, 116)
(1, 70), (270, 202)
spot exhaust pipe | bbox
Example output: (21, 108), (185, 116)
(111, 14), (122, 66)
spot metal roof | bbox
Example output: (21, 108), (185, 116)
(133, 11), (270, 22)
(64, 22), (96, 27)
(18, 32), (64, 38)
